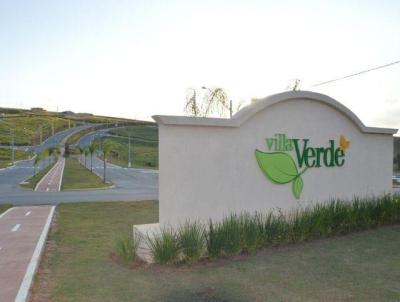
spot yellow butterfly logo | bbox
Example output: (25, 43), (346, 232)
(339, 135), (350, 152)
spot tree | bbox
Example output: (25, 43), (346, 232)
(88, 142), (98, 172)
(84, 147), (89, 168)
(40, 149), (49, 167)
(201, 87), (231, 117)
(287, 78), (301, 91)
(184, 88), (200, 117)
(99, 140), (116, 183)
(184, 87), (233, 118)
(48, 147), (60, 163)
(77, 146), (85, 165)
(33, 154), (42, 176)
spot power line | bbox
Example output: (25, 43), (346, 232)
(312, 60), (400, 87)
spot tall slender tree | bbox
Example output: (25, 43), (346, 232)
(99, 140), (115, 183)
(88, 142), (98, 172)
(77, 146), (85, 165)
(84, 147), (89, 168)
(33, 154), (42, 176)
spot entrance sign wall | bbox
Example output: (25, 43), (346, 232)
(151, 91), (397, 226)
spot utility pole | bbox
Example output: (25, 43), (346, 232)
(68, 120), (71, 129)
(51, 122), (54, 136)
(229, 100), (233, 118)
(128, 135), (132, 168)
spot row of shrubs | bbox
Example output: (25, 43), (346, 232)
(116, 195), (400, 265)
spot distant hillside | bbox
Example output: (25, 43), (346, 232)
(0, 107), (152, 146)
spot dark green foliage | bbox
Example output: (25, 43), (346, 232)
(148, 196), (400, 265)
(115, 235), (139, 263)
(147, 228), (180, 264)
(178, 222), (205, 262)
(204, 195), (400, 262)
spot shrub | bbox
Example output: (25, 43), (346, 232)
(115, 235), (139, 263)
(206, 214), (243, 257)
(149, 195), (400, 265)
(178, 222), (205, 262)
(147, 227), (179, 264)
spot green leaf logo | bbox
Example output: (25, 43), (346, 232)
(255, 150), (306, 199)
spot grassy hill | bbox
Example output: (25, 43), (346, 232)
(98, 125), (158, 168)
(0, 107), (144, 146)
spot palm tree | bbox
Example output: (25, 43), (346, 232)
(40, 149), (49, 167)
(33, 154), (42, 176)
(88, 142), (98, 172)
(77, 146), (85, 165)
(99, 140), (115, 183)
(48, 147), (60, 163)
(84, 147), (89, 168)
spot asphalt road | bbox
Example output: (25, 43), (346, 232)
(0, 126), (158, 205)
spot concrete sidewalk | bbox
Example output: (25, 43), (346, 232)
(0, 206), (55, 302)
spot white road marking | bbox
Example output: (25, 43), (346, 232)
(11, 224), (21, 232)
(25, 211), (31, 216)
(15, 206), (55, 302)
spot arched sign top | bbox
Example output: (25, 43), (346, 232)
(153, 91), (397, 135)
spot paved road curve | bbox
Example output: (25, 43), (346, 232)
(0, 206), (54, 302)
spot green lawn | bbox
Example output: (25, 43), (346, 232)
(19, 162), (56, 189)
(0, 204), (12, 214)
(0, 148), (31, 168)
(31, 201), (400, 302)
(62, 157), (110, 190)
(99, 125), (158, 168)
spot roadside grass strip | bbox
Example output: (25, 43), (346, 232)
(19, 163), (56, 189)
(61, 157), (111, 190)
(30, 201), (400, 302)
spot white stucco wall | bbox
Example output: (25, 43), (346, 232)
(154, 91), (397, 226)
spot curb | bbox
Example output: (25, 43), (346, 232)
(34, 161), (59, 191)
(62, 184), (115, 192)
(0, 207), (14, 219)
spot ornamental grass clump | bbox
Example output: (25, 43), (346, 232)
(115, 235), (139, 263)
(146, 195), (400, 265)
(206, 214), (242, 257)
(178, 222), (205, 262)
(239, 213), (263, 252)
(147, 227), (179, 264)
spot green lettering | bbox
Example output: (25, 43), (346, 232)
(334, 149), (345, 166)
(305, 147), (316, 167)
(293, 139), (309, 168)
(323, 140), (335, 167)
(266, 138), (275, 150)
(315, 147), (324, 167)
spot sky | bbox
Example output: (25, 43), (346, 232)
(0, 0), (399, 130)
